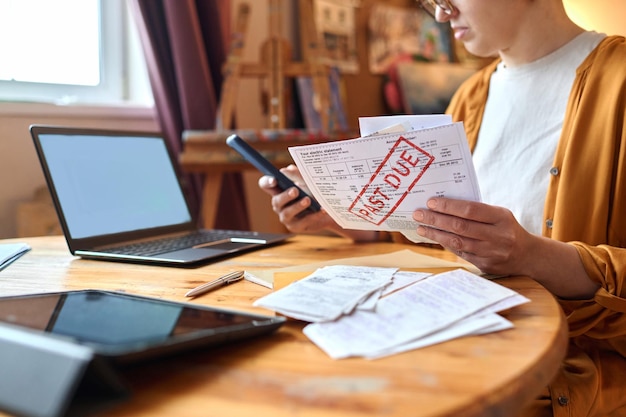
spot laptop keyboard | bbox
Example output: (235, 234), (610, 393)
(102, 230), (260, 257)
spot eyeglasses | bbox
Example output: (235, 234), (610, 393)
(416, 0), (456, 18)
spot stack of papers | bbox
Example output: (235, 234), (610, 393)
(0, 243), (31, 272)
(286, 115), (482, 243)
(254, 266), (529, 359)
(254, 265), (427, 321)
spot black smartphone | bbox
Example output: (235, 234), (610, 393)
(226, 134), (321, 214)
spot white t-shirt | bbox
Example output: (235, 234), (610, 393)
(472, 31), (604, 235)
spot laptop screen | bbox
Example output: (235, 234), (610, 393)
(37, 133), (192, 239)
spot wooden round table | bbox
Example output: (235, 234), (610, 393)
(0, 235), (567, 417)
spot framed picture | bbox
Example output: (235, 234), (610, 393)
(313, 0), (360, 74)
(367, 3), (453, 74)
(395, 61), (476, 114)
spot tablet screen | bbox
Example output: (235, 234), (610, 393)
(0, 290), (285, 362)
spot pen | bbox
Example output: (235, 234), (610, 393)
(185, 270), (245, 298)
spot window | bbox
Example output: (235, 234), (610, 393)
(0, 0), (152, 106)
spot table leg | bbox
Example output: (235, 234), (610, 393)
(200, 173), (223, 229)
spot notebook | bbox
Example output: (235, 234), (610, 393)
(29, 125), (292, 266)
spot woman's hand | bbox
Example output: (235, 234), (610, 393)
(413, 197), (599, 299)
(413, 197), (532, 276)
(258, 165), (336, 234)
(258, 165), (380, 242)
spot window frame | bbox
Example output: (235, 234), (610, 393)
(0, 0), (146, 106)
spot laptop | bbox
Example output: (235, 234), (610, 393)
(29, 125), (292, 266)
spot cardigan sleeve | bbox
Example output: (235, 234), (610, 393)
(559, 243), (626, 341)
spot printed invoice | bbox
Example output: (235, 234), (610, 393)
(287, 119), (481, 243)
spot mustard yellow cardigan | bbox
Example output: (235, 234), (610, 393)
(448, 35), (626, 416)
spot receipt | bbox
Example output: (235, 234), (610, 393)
(253, 265), (398, 322)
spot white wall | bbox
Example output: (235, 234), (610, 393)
(564, 0), (626, 36)
(0, 103), (158, 238)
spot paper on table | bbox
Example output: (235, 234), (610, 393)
(287, 122), (481, 243)
(364, 313), (514, 360)
(244, 248), (479, 289)
(357, 270), (433, 311)
(0, 243), (31, 272)
(303, 269), (528, 359)
(253, 265), (398, 322)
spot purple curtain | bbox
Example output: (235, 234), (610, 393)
(129, 0), (249, 230)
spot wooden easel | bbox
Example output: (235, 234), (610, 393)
(217, 0), (333, 131)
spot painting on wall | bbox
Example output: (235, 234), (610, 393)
(313, 0), (361, 74)
(367, 3), (453, 74)
(296, 67), (349, 131)
(396, 61), (476, 114)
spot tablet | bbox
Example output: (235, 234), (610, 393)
(0, 290), (286, 364)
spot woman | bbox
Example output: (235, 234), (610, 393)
(259, 1), (626, 415)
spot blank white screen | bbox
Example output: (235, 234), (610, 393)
(39, 134), (192, 239)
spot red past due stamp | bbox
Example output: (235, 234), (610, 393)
(348, 136), (434, 225)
